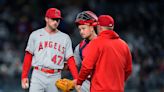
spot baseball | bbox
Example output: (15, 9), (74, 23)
(25, 83), (29, 88)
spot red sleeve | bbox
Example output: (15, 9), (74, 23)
(67, 56), (78, 79)
(77, 41), (99, 85)
(77, 65), (92, 85)
(125, 47), (132, 81)
(21, 51), (32, 79)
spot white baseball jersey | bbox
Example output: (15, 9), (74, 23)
(74, 44), (82, 68)
(26, 28), (73, 69)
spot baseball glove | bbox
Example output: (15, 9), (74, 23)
(55, 78), (75, 92)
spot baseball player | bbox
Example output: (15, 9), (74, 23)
(76, 15), (132, 92)
(21, 8), (78, 92)
(74, 11), (98, 92)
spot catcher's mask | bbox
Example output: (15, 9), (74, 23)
(75, 11), (98, 26)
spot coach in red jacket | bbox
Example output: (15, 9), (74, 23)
(76, 15), (132, 92)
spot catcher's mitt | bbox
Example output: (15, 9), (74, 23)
(55, 78), (75, 92)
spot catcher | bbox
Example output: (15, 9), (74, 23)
(74, 11), (98, 92)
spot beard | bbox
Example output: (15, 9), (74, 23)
(49, 24), (58, 31)
(81, 34), (91, 39)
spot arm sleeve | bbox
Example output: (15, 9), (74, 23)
(67, 56), (78, 79)
(125, 46), (132, 81)
(77, 65), (92, 85)
(74, 44), (82, 68)
(65, 36), (73, 60)
(77, 41), (99, 85)
(21, 51), (32, 79)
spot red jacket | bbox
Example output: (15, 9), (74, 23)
(77, 30), (132, 92)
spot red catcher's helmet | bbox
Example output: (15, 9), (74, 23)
(75, 11), (98, 26)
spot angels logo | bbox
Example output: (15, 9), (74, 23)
(54, 10), (60, 17)
(38, 41), (65, 54)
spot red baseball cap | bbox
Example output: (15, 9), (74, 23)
(45, 8), (62, 19)
(98, 15), (114, 27)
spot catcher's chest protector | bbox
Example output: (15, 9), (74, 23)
(79, 40), (90, 60)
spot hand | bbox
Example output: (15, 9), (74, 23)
(75, 85), (81, 92)
(73, 79), (77, 85)
(21, 78), (29, 89)
(72, 79), (81, 92)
